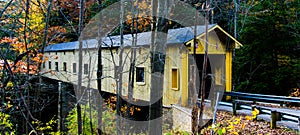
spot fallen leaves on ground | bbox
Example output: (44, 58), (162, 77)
(201, 111), (298, 135)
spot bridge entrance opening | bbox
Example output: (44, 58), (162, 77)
(194, 54), (212, 99)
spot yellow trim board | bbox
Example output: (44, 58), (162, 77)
(191, 24), (243, 48)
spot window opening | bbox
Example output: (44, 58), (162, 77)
(84, 64), (88, 75)
(73, 63), (77, 73)
(136, 67), (145, 83)
(63, 62), (67, 72)
(55, 62), (59, 71)
(171, 68), (178, 89)
(48, 61), (51, 69)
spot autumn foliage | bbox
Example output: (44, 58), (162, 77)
(0, 37), (48, 75)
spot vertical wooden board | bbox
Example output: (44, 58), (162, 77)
(225, 50), (232, 100)
(181, 52), (188, 107)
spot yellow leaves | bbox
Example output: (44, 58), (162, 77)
(252, 108), (260, 119)
(221, 127), (226, 133)
(205, 116), (246, 135)
(7, 101), (13, 109)
(245, 108), (260, 121)
(233, 117), (240, 125)
(6, 81), (13, 88)
(227, 121), (235, 130)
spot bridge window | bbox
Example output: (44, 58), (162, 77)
(48, 61), (51, 69)
(55, 62), (59, 71)
(63, 62), (67, 72)
(136, 67), (144, 83)
(84, 64), (88, 75)
(171, 68), (179, 90)
(73, 63), (76, 73)
(114, 66), (119, 78)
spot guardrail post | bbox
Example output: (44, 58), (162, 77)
(271, 110), (281, 129)
(232, 100), (238, 115)
(298, 117), (300, 133)
(251, 105), (256, 111)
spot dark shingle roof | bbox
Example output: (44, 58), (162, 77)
(44, 24), (216, 52)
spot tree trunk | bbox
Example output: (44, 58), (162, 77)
(96, 0), (103, 134)
(149, 0), (169, 134)
(77, 0), (84, 133)
(116, 1), (125, 134)
(198, 0), (209, 131)
(125, 2), (138, 133)
(191, 7), (199, 133)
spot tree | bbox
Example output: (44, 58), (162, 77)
(148, 0), (169, 134)
(234, 0), (300, 95)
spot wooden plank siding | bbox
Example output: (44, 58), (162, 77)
(41, 24), (241, 107)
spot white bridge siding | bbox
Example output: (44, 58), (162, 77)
(41, 45), (185, 105)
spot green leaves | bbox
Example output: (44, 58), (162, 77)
(0, 112), (15, 134)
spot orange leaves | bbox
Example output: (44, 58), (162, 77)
(47, 26), (69, 43)
(0, 37), (18, 44)
(125, 0), (153, 32)
(0, 37), (31, 54)
(245, 115), (252, 121)
(0, 37), (48, 75)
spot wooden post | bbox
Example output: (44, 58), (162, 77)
(271, 110), (281, 129)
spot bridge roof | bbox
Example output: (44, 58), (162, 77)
(44, 24), (241, 52)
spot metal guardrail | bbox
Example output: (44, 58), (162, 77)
(224, 91), (300, 104)
(221, 91), (300, 130)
